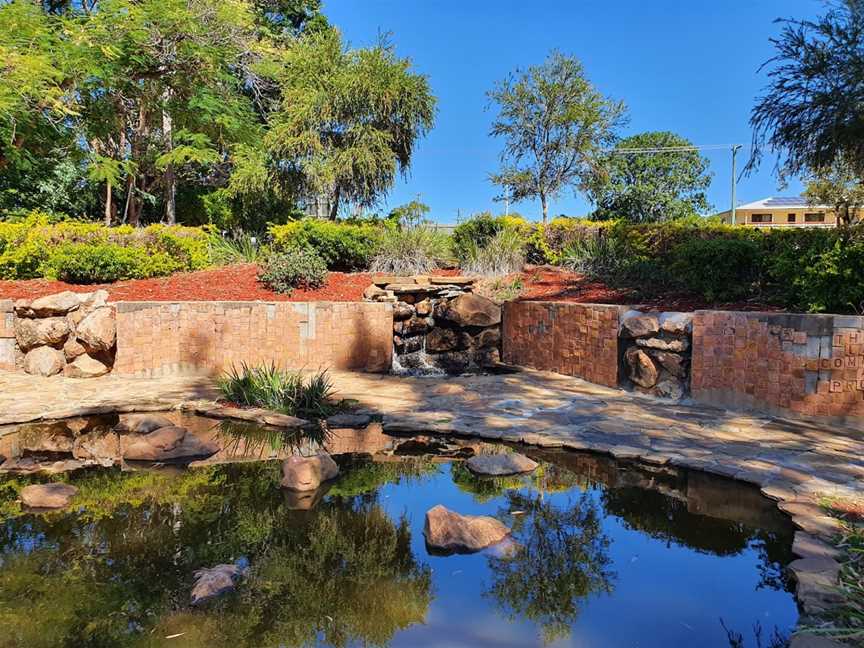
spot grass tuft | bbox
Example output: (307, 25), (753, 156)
(217, 363), (338, 419)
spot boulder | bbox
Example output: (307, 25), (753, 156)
(659, 312), (693, 335)
(20, 483), (78, 509)
(466, 452), (538, 476)
(636, 337), (689, 353)
(27, 291), (85, 317)
(649, 350), (687, 377)
(440, 294), (501, 327)
(280, 453), (339, 491)
(363, 285), (388, 301)
(475, 327), (501, 349)
(393, 303), (414, 321)
(424, 505), (511, 553)
(73, 432), (121, 465)
(624, 346), (659, 388)
(63, 337), (87, 361)
(789, 557), (844, 614)
(64, 354), (110, 378)
(23, 346), (66, 377)
(121, 426), (218, 462)
(191, 564), (245, 606)
(415, 299), (433, 317)
(653, 375), (685, 400)
(15, 317), (70, 351)
(620, 311), (659, 338)
(426, 327), (462, 353)
(115, 413), (176, 434)
(403, 316), (433, 335)
(68, 290), (109, 326)
(76, 307), (116, 353)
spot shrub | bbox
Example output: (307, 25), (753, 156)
(795, 238), (864, 313)
(258, 247), (328, 294)
(208, 230), (266, 265)
(462, 227), (526, 277)
(451, 212), (530, 262)
(667, 236), (763, 302)
(269, 219), (381, 270)
(218, 363), (337, 418)
(370, 221), (451, 274)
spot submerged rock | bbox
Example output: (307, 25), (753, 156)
(424, 504), (511, 554)
(466, 452), (538, 476)
(191, 564), (245, 606)
(20, 483), (78, 509)
(280, 453), (339, 491)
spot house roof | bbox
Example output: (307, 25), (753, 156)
(735, 196), (828, 210)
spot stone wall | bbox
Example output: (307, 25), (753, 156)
(112, 301), (393, 377)
(501, 301), (619, 387)
(691, 310), (864, 424)
(619, 310), (693, 400)
(0, 300), (14, 371)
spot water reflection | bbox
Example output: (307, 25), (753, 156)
(0, 415), (798, 647)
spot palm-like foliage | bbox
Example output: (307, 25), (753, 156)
(218, 363), (337, 418)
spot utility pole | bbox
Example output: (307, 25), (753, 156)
(731, 144), (742, 225)
(504, 187), (510, 216)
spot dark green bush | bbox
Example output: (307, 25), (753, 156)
(258, 247), (328, 294)
(269, 219), (381, 270)
(668, 237), (763, 302)
(218, 363), (337, 419)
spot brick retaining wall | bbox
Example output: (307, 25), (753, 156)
(691, 310), (864, 424)
(501, 301), (620, 387)
(0, 300), (14, 371)
(113, 301), (393, 377)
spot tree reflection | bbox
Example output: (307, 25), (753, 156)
(485, 490), (615, 644)
(0, 461), (432, 648)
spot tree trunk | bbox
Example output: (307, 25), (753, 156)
(328, 186), (341, 220)
(540, 193), (548, 225)
(162, 93), (176, 225)
(104, 180), (112, 226)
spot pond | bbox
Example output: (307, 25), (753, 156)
(0, 413), (798, 647)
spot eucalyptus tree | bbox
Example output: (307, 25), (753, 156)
(588, 131), (712, 222)
(804, 155), (864, 228)
(488, 51), (627, 224)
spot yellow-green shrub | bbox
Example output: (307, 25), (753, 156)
(269, 219), (382, 271)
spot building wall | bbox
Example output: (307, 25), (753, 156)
(718, 207), (856, 228)
(502, 301), (620, 387)
(113, 301), (393, 377)
(691, 310), (864, 424)
(0, 300), (15, 371)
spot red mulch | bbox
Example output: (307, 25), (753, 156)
(0, 264), (373, 302)
(515, 267), (783, 313)
(0, 263), (784, 312)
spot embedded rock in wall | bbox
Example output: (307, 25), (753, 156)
(365, 276), (503, 374)
(619, 310), (692, 400)
(11, 290), (115, 378)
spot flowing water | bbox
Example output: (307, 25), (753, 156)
(0, 414), (798, 648)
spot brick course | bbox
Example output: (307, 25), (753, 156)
(691, 310), (864, 424)
(502, 301), (619, 387)
(112, 301), (393, 377)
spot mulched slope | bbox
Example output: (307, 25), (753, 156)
(0, 263), (784, 312)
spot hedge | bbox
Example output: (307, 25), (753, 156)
(0, 212), (212, 283)
(269, 219), (383, 271)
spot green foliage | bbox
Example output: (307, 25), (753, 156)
(589, 131), (713, 222)
(218, 363), (336, 418)
(488, 51), (627, 222)
(452, 212), (529, 262)
(668, 237), (763, 302)
(208, 230), (267, 265)
(258, 246), (328, 294)
(370, 212), (451, 275)
(803, 155), (864, 227)
(0, 212), (211, 281)
(269, 218), (382, 270)
(461, 227), (527, 277)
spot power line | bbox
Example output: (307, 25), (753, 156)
(605, 144), (750, 155)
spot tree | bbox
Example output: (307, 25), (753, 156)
(804, 155), (864, 227)
(748, 0), (864, 178)
(587, 131), (712, 222)
(261, 29), (436, 219)
(488, 51), (627, 224)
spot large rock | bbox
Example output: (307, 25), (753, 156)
(636, 337), (689, 353)
(426, 327), (462, 353)
(659, 312), (693, 335)
(27, 291), (85, 317)
(424, 505), (511, 553)
(121, 426), (218, 462)
(20, 483), (78, 509)
(63, 337), (87, 361)
(648, 350), (687, 377)
(466, 452), (538, 476)
(440, 294), (501, 327)
(280, 453), (339, 491)
(393, 303), (414, 321)
(624, 346), (659, 388)
(23, 346), (66, 377)
(191, 564), (245, 606)
(475, 328), (501, 349)
(15, 317), (70, 351)
(76, 307), (116, 353)
(115, 413), (176, 434)
(64, 354), (110, 378)
(73, 432), (121, 465)
(789, 557), (844, 614)
(68, 290), (109, 326)
(620, 311), (659, 338)
(653, 375), (685, 400)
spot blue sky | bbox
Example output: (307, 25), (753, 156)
(325, 0), (824, 224)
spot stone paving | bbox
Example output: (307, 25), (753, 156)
(1, 366), (861, 639)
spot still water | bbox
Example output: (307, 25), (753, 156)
(0, 416), (797, 647)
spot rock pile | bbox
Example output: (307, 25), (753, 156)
(12, 290), (115, 378)
(619, 310), (692, 400)
(364, 276), (502, 373)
